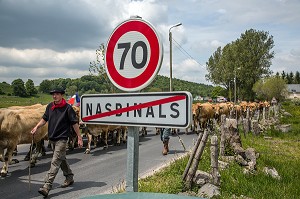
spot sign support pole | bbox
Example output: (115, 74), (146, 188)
(125, 126), (139, 192)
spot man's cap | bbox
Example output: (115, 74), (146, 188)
(50, 89), (65, 94)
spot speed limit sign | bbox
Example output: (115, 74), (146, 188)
(105, 17), (163, 91)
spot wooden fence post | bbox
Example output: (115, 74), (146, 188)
(252, 120), (260, 135)
(211, 135), (220, 186)
(220, 115), (226, 156)
(184, 129), (209, 190)
(262, 107), (266, 122)
(182, 132), (203, 181)
(243, 118), (250, 134)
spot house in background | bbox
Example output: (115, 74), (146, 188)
(194, 95), (203, 101)
(287, 84), (300, 99)
(216, 96), (226, 102)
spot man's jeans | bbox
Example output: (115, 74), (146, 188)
(160, 128), (171, 142)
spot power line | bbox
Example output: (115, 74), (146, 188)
(172, 38), (206, 69)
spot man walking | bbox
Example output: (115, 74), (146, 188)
(31, 88), (83, 197)
(161, 128), (171, 155)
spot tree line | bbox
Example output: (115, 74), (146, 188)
(276, 71), (300, 84)
(0, 75), (214, 99)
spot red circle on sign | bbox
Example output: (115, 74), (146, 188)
(105, 19), (162, 91)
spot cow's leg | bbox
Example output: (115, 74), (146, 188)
(0, 150), (4, 162)
(12, 146), (17, 156)
(84, 133), (93, 154)
(1, 144), (17, 177)
(30, 140), (46, 167)
(103, 131), (108, 150)
(24, 143), (36, 161)
(155, 128), (160, 135)
(1, 156), (9, 177)
(116, 129), (121, 146)
(193, 118), (198, 134)
(122, 128), (127, 143)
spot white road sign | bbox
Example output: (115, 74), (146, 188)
(80, 92), (192, 128)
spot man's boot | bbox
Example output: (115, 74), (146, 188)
(162, 140), (169, 155)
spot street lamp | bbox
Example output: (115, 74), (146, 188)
(234, 67), (240, 104)
(169, 22), (182, 92)
(234, 69), (236, 104)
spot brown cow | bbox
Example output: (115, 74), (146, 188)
(0, 105), (48, 177)
(195, 102), (215, 132)
(214, 102), (230, 122)
(232, 104), (242, 120)
(185, 103), (201, 134)
(248, 102), (258, 118)
(239, 101), (248, 118)
(81, 124), (126, 154)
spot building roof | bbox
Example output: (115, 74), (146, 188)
(287, 84), (300, 93)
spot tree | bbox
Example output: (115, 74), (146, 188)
(0, 88), (4, 95)
(66, 85), (78, 96)
(281, 71), (286, 80)
(25, 79), (38, 96)
(206, 29), (274, 101)
(39, 79), (52, 93)
(211, 86), (226, 99)
(253, 76), (288, 101)
(295, 71), (300, 84)
(286, 71), (294, 84)
(252, 79), (265, 100)
(12, 78), (27, 97)
(89, 43), (116, 93)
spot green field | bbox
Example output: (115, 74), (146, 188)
(0, 94), (53, 108)
(138, 101), (300, 199)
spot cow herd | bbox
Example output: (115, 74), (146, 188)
(0, 100), (271, 177)
(189, 100), (271, 134)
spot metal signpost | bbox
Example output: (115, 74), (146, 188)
(81, 16), (191, 193)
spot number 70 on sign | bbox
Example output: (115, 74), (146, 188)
(105, 18), (163, 92)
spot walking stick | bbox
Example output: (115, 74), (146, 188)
(29, 135), (34, 192)
(174, 129), (186, 151)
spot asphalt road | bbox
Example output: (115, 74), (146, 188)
(0, 128), (199, 199)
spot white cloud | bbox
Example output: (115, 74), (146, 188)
(0, 0), (299, 86)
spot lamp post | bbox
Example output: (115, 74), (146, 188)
(234, 69), (236, 104)
(234, 67), (240, 104)
(169, 22), (182, 92)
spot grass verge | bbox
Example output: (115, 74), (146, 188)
(138, 102), (300, 199)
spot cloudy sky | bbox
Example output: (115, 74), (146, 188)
(0, 0), (299, 86)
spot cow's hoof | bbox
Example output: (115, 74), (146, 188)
(1, 172), (7, 177)
(103, 146), (107, 150)
(24, 156), (30, 161)
(9, 159), (19, 165)
(29, 163), (36, 168)
(84, 149), (90, 154)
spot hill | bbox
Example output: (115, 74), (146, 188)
(1, 75), (214, 99)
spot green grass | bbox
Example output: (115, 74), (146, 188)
(0, 93), (52, 108)
(138, 102), (300, 199)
